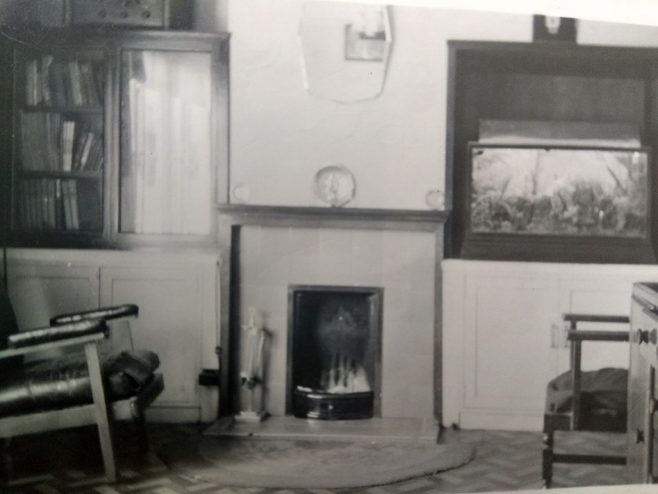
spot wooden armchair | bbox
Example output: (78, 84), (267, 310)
(0, 284), (164, 483)
(542, 313), (630, 488)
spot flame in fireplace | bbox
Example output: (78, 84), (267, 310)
(320, 353), (371, 394)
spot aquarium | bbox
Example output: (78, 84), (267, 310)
(468, 144), (650, 238)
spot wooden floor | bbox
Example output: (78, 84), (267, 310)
(2, 424), (631, 493)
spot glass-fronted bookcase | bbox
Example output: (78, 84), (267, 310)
(1, 29), (229, 248)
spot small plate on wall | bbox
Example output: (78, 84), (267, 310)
(314, 165), (356, 207)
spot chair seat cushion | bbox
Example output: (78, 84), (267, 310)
(0, 350), (160, 418)
(546, 367), (627, 429)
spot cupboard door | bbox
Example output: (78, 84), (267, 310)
(6, 262), (99, 329)
(100, 265), (203, 415)
(118, 49), (213, 237)
(462, 274), (559, 426)
(13, 47), (107, 238)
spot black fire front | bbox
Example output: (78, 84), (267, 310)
(287, 285), (382, 420)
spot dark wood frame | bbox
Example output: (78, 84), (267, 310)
(285, 284), (383, 417)
(464, 143), (654, 263)
(0, 28), (229, 250)
(446, 41), (658, 263)
(217, 205), (447, 420)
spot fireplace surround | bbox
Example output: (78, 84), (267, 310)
(217, 205), (447, 421)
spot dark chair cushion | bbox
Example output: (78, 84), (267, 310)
(0, 350), (160, 418)
(546, 367), (628, 431)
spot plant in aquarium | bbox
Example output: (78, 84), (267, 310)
(470, 146), (648, 238)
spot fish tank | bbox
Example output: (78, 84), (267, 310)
(463, 143), (654, 262)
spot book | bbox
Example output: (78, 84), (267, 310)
(40, 55), (53, 106)
(68, 60), (83, 106)
(60, 120), (76, 171)
(78, 132), (95, 170)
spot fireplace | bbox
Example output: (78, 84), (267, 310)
(287, 285), (382, 420)
(220, 209), (444, 420)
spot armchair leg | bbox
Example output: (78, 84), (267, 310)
(135, 413), (150, 455)
(85, 342), (118, 483)
(0, 438), (12, 481)
(542, 430), (554, 488)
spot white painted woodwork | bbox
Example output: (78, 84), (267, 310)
(3, 248), (219, 423)
(443, 260), (658, 431)
(100, 265), (203, 411)
(6, 263), (99, 329)
(462, 275), (559, 413)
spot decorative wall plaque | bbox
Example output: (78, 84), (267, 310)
(314, 165), (356, 207)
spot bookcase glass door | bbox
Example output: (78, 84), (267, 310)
(15, 48), (105, 234)
(119, 49), (212, 236)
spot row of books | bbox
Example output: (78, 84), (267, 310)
(20, 179), (82, 231)
(20, 112), (104, 172)
(25, 55), (104, 108)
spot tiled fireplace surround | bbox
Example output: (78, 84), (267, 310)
(219, 207), (446, 420)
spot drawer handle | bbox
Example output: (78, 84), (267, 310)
(637, 329), (649, 344)
(636, 428), (645, 444)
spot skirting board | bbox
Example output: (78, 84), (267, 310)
(145, 406), (201, 423)
(458, 411), (542, 431)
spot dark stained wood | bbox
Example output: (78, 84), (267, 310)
(446, 41), (658, 264)
(566, 330), (629, 342)
(563, 314), (630, 324)
(217, 204), (449, 232)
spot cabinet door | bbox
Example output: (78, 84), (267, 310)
(462, 274), (559, 428)
(6, 262), (99, 328)
(117, 43), (219, 240)
(100, 265), (203, 417)
(628, 295), (658, 483)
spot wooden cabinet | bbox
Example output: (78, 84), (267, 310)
(628, 283), (658, 484)
(446, 42), (658, 263)
(1, 29), (228, 248)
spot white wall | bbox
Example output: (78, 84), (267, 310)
(227, 2), (531, 209)
(211, 2), (658, 210)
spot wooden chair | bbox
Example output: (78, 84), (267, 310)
(0, 284), (164, 483)
(542, 313), (629, 488)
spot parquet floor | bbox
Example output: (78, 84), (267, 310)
(2, 425), (631, 493)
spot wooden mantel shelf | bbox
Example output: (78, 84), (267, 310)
(217, 204), (449, 232)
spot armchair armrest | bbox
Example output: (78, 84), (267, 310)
(50, 304), (138, 325)
(567, 330), (629, 342)
(562, 313), (629, 324)
(8, 319), (107, 349)
(0, 320), (107, 360)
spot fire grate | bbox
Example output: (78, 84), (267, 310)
(287, 285), (382, 420)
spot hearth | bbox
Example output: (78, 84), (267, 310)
(287, 285), (382, 419)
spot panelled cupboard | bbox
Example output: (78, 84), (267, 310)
(442, 260), (658, 430)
